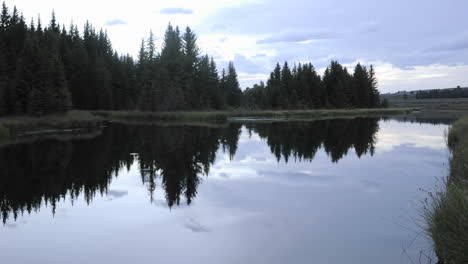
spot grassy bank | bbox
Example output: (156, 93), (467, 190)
(424, 117), (468, 264)
(0, 108), (412, 142)
(93, 108), (415, 122)
(387, 98), (468, 111)
(0, 110), (102, 143)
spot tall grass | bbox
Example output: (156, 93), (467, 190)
(424, 117), (468, 264)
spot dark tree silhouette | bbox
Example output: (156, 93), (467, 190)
(244, 61), (381, 109)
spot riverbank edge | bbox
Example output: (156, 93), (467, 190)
(0, 108), (415, 143)
(92, 108), (416, 122)
(425, 116), (468, 264)
(0, 110), (103, 144)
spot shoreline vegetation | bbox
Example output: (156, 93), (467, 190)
(0, 108), (416, 143)
(0, 110), (101, 144)
(424, 117), (468, 264)
(92, 108), (415, 122)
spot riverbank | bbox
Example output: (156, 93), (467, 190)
(425, 116), (468, 264)
(0, 108), (416, 143)
(93, 108), (416, 122)
(0, 111), (102, 144)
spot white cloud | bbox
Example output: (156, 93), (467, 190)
(256, 29), (340, 44)
(160, 8), (193, 15)
(105, 19), (127, 26)
(373, 62), (468, 92)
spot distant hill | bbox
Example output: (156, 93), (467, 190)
(381, 90), (418, 100)
(381, 86), (468, 100)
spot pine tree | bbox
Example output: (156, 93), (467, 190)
(219, 68), (227, 107)
(160, 24), (186, 110)
(94, 57), (113, 110)
(323, 61), (346, 108)
(209, 57), (222, 109)
(147, 30), (155, 61)
(182, 26), (199, 108)
(280, 62), (292, 108)
(49, 10), (58, 33)
(289, 88), (299, 109)
(225, 61), (241, 107)
(353, 63), (369, 108)
(0, 2), (10, 31)
(50, 55), (71, 113)
(0, 37), (7, 115)
(368, 65), (380, 107)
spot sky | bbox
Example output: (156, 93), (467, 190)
(5, 0), (468, 93)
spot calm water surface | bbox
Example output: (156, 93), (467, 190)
(0, 118), (449, 264)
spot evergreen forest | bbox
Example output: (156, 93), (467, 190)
(0, 2), (381, 117)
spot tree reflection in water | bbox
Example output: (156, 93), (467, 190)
(0, 118), (380, 223)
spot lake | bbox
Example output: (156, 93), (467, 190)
(0, 117), (450, 264)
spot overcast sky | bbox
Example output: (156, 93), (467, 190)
(6, 0), (468, 92)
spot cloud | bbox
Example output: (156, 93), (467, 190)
(160, 7), (193, 15)
(184, 218), (210, 233)
(371, 62), (468, 93)
(233, 53), (266, 73)
(5, 223), (18, 229)
(360, 180), (381, 193)
(106, 190), (129, 199)
(429, 32), (468, 52)
(105, 19), (127, 26)
(211, 24), (228, 31)
(219, 172), (230, 178)
(55, 208), (69, 219)
(254, 169), (338, 185)
(257, 29), (340, 44)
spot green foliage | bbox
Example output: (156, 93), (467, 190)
(244, 60), (380, 110)
(223, 61), (242, 108)
(134, 24), (228, 111)
(425, 117), (468, 264)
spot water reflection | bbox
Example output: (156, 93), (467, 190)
(0, 137), (113, 223)
(245, 118), (379, 162)
(0, 123), (242, 222)
(0, 117), (392, 223)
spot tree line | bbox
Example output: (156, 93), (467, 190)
(242, 61), (381, 109)
(415, 86), (468, 99)
(0, 2), (242, 116)
(0, 2), (382, 117)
